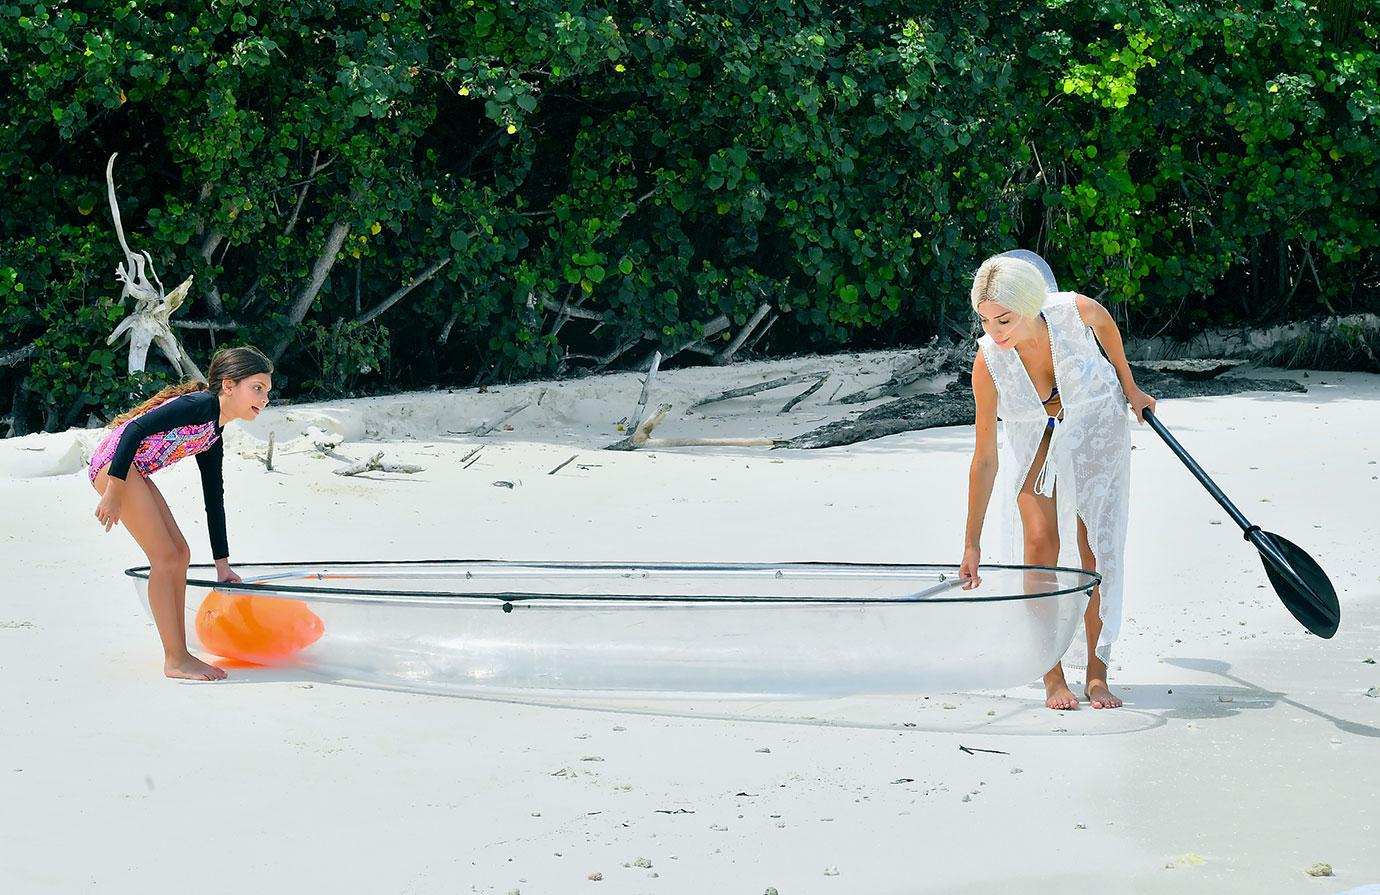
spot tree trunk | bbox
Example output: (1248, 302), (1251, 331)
(355, 256), (453, 325)
(267, 195), (357, 363)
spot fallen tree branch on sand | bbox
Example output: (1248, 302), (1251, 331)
(780, 374), (829, 413)
(606, 404), (781, 451)
(690, 371), (829, 410)
(835, 339), (963, 404)
(783, 362), (1308, 450)
(471, 391), (544, 436)
(333, 451), (425, 476)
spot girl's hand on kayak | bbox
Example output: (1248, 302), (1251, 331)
(959, 546), (981, 590)
(216, 560), (242, 584)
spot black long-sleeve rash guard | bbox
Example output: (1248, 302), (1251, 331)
(107, 391), (229, 561)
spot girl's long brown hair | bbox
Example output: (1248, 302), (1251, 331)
(108, 346), (273, 427)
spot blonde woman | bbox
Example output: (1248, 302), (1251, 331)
(959, 254), (1154, 709)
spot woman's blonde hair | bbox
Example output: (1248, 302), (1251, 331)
(108, 346), (273, 427)
(970, 255), (1049, 318)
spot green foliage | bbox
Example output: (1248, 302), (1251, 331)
(303, 319), (390, 397)
(1, 0), (1377, 431)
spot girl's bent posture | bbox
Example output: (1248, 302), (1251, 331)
(91, 346), (273, 680)
(960, 256), (1154, 709)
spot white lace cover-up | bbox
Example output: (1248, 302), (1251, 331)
(979, 292), (1131, 663)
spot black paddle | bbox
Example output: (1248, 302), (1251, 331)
(1142, 407), (1339, 638)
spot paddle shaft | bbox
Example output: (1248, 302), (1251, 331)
(1142, 407), (1297, 574)
(1141, 407), (1252, 533)
(1142, 409), (1339, 637)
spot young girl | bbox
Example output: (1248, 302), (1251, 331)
(959, 255), (1154, 710)
(91, 346), (273, 681)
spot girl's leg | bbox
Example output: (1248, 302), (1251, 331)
(1077, 518), (1121, 708)
(1017, 428), (1077, 710)
(142, 475), (193, 649)
(92, 468), (225, 680)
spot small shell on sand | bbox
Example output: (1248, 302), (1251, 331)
(1305, 863), (1334, 877)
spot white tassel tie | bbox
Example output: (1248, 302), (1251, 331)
(1033, 417), (1064, 498)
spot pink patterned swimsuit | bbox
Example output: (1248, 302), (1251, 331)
(89, 398), (219, 481)
(89, 391), (229, 560)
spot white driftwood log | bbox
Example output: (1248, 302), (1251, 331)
(627, 350), (662, 432)
(606, 404), (781, 451)
(104, 154), (202, 379)
(333, 451), (425, 476)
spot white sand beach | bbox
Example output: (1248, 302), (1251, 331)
(2, 352), (1377, 894)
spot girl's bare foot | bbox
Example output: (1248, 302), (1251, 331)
(1044, 672), (1079, 710)
(165, 653), (227, 681)
(1085, 680), (1121, 709)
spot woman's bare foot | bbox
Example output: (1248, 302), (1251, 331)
(1085, 679), (1122, 709)
(1044, 671), (1079, 710)
(165, 653), (227, 681)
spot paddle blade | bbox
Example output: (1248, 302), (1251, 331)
(1251, 530), (1340, 638)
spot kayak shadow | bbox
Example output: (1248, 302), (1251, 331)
(1162, 656), (1380, 739)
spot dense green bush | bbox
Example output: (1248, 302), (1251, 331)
(1, 1), (1375, 432)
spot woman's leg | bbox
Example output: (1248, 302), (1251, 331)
(1077, 518), (1120, 708)
(92, 468), (225, 680)
(1017, 428), (1077, 709)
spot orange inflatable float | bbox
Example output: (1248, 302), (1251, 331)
(194, 590), (324, 665)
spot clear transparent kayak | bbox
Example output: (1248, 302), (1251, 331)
(125, 561), (1098, 698)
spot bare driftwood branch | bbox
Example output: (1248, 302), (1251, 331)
(606, 404), (781, 451)
(690, 371), (829, 410)
(472, 392), (544, 436)
(666, 315), (730, 362)
(835, 339), (956, 404)
(785, 380), (977, 449)
(1126, 312), (1380, 371)
(7, 378), (32, 437)
(715, 302), (771, 365)
(595, 332), (649, 370)
(541, 297), (603, 322)
(105, 153), (202, 379)
(628, 350), (661, 432)
(744, 312), (778, 353)
(548, 454), (579, 475)
(333, 451), (425, 476)
(786, 364), (1308, 450)
(0, 343), (36, 368)
(781, 374), (829, 413)
(437, 307), (462, 346)
(173, 319), (241, 331)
